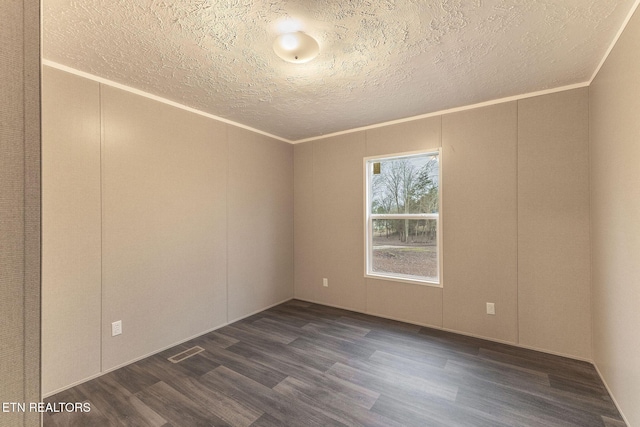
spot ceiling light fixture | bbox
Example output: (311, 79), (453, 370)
(273, 31), (319, 64)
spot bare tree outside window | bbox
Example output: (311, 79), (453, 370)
(366, 152), (440, 284)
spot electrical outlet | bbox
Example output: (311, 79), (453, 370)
(486, 303), (495, 315)
(112, 320), (122, 336)
(323, 278), (328, 287)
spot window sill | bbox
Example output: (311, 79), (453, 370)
(364, 273), (442, 288)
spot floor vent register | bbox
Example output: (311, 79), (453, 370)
(167, 346), (205, 363)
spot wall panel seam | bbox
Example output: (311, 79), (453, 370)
(440, 114), (444, 328)
(99, 83), (104, 374)
(311, 141), (316, 302)
(587, 87), (594, 361)
(21, 0), (28, 415)
(515, 100), (519, 346)
(225, 124), (229, 324)
(364, 134), (368, 313)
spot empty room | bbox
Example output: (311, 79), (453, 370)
(2, 1), (640, 426)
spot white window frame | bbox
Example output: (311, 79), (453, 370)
(364, 149), (442, 287)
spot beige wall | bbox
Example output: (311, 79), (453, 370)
(590, 7), (640, 426)
(44, 65), (594, 399)
(38, 18), (640, 419)
(0, 1), (41, 426)
(365, 118), (444, 327)
(442, 103), (519, 343)
(42, 67), (102, 392)
(313, 133), (367, 311)
(518, 89), (591, 358)
(293, 142), (315, 303)
(227, 127), (294, 321)
(42, 67), (294, 395)
(100, 85), (229, 370)
(294, 89), (591, 359)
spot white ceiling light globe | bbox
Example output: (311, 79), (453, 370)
(273, 31), (320, 64)
(280, 33), (300, 51)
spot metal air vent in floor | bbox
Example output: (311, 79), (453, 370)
(167, 346), (204, 364)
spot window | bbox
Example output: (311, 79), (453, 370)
(365, 150), (441, 285)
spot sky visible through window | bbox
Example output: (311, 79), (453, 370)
(369, 153), (439, 283)
(370, 154), (439, 215)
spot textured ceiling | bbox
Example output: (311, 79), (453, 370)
(43, 0), (635, 141)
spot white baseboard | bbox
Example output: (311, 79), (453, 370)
(296, 296), (633, 425)
(227, 297), (294, 324)
(42, 296), (294, 399)
(440, 327), (594, 363)
(45, 294), (613, 416)
(42, 371), (107, 399)
(42, 323), (225, 398)
(593, 362), (630, 426)
(294, 297), (593, 363)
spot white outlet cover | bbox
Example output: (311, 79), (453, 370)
(322, 278), (328, 287)
(112, 320), (122, 336)
(486, 303), (495, 315)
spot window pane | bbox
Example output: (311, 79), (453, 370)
(372, 219), (438, 281)
(370, 154), (439, 215)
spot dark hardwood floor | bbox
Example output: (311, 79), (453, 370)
(44, 300), (625, 427)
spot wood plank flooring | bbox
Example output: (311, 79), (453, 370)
(44, 300), (625, 426)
